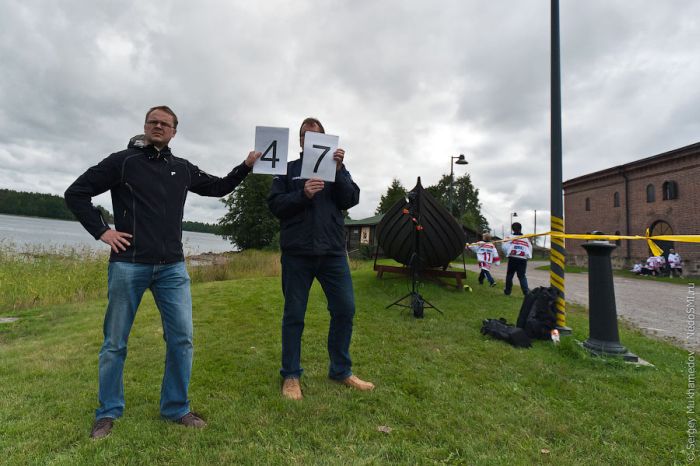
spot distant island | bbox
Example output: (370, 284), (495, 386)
(0, 188), (223, 235)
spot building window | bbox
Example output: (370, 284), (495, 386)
(613, 191), (620, 207)
(662, 181), (679, 200)
(585, 197), (591, 211)
(614, 230), (621, 246)
(646, 184), (655, 203)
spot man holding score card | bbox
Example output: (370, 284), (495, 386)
(65, 105), (262, 439)
(267, 117), (374, 400)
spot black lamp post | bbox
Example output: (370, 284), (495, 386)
(449, 154), (468, 215)
(532, 209), (544, 247)
(510, 211), (518, 229)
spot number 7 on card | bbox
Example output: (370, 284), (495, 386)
(300, 131), (339, 182)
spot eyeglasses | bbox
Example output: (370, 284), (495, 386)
(146, 119), (175, 129)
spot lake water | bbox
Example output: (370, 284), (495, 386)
(0, 214), (235, 256)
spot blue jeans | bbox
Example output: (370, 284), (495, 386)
(96, 261), (193, 421)
(280, 254), (355, 380)
(478, 269), (494, 285)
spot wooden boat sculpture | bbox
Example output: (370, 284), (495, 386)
(376, 177), (466, 269)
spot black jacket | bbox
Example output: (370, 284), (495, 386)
(65, 144), (251, 264)
(267, 157), (359, 256)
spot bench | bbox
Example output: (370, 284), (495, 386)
(374, 264), (467, 290)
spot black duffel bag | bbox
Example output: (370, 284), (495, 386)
(481, 318), (532, 348)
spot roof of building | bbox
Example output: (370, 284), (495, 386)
(344, 213), (385, 226)
(563, 141), (700, 188)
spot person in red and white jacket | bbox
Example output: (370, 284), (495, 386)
(468, 232), (501, 287)
(501, 222), (533, 296)
(646, 255), (664, 276)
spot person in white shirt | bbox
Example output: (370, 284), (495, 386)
(668, 249), (683, 278)
(501, 222), (533, 296)
(630, 262), (643, 274)
(468, 232), (501, 287)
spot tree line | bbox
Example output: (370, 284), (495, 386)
(0, 189), (219, 234)
(0, 188), (113, 223)
(181, 221), (223, 235)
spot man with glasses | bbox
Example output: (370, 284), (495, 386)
(65, 106), (261, 439)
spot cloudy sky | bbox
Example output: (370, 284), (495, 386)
(1, 0), (698, 237)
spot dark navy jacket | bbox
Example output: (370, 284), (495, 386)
(65, 144), (251, 264)
(267, 157), (359, 256)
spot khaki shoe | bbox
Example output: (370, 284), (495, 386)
(90, 417), (114, 439)
(282, 377), (303, 400)
(340, 375), (375, 391)
(176, 412), (207, 428)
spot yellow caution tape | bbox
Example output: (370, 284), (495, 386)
(467, 230), (700, 257)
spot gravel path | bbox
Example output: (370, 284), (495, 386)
(459, 260), (697, 350)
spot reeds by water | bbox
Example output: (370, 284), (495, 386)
(0, 244), (361, 311)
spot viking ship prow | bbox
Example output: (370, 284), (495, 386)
(376, 177), (467, 270)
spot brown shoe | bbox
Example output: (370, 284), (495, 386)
(282, 377), (303, 400)
(176, 412), (207, 428)
(90, 417), (114, 439)
(340, 375), (375, 391)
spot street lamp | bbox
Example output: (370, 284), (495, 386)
(509, 211), (518, 230)
(449, 153), (468, 215)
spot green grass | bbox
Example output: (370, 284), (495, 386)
(0, 260), (690, 464)
(0, 245), (108, 311)
(0, 248), (293, 311)
(186, 249), (284, 283)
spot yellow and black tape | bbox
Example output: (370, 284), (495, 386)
(468, 230), (700, 257)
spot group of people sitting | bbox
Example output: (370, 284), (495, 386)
(630, 248), (683, 277)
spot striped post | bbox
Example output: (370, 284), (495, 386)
(550, 217), (568, 330)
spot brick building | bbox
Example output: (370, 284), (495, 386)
(563, 142), (700, 274)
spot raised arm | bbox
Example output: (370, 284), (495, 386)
(188, 151), (261, 197)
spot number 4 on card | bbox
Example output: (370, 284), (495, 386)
(253, 126), (289, 175)
(261, 140), (279, 168)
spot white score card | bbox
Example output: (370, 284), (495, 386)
(300, 132), (339, 182)
(253, 126), (289, 175)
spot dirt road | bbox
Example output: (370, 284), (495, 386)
(460, 261), (697, 350)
